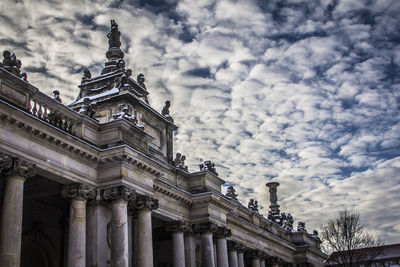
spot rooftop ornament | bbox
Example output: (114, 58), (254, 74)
(225, 185), (238, 200)
(162, 100), (174, 122)
(266, 182), (281, 223)
(248, 198), (259, 212)
(173, 153), (188, 172)
(199, 160), (218, 176)
(0, 50), (27, 81)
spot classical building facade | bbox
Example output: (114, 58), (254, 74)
(0, 20), (326, 267)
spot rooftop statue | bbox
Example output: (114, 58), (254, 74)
(0, 50), (27, 81)
(248, 198), (259, 212)
(81, 68), (91, 84)
(113, 105), (137, 124)
(225, 185), (238, 200)
(173, 153), (188, 172)
(53, 90), (62, 103)
(107, 19), (121, 49)
(162, 100), (174, 122)
(199, 160), (218, 176)
(297, 222), (307, 233)
(137, 73), (146, 89)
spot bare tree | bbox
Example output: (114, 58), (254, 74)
(322, 210), (383, 267)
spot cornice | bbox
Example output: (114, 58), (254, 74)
(153, 179), (192, 206)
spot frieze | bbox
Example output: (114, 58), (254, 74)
(101, 185), (135, 203)
(134, 195), (158, 211)
(61, 183), (97, 201)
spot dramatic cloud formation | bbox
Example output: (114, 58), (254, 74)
(1, 0), (399, 243)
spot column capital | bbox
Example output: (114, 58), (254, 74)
(236, 243), (246, 253)
(250, 249), (262, 259)
(62, 183), (97, 201)
(192, 222), (218, 234)
(101, 185), (135, 203)
(214, 226), (232, 239)
(0, 153), (36, 178)
(166, 221), (190, 233)
(134, 195), (158, 211)
(227, 240), (242, 251)
(0, 153), (13, 175)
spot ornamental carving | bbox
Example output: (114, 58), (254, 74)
(165, 221), (190, 233)
(227, 240), (241, 251)
(61, 183), (97, 201)
(0, 153), (13, 175)
(199, 160), (218, 176)
(225, 185), (238, 200)
(134, 195), (158, 211)
(0, 153), (36, 178)
(101, 185), (135, 203)
(214, 226), (232, 239)
(250, 250), (262, 259)
(192, 222), (218, 234)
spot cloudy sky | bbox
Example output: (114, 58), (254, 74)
(1, 0), (399, 244)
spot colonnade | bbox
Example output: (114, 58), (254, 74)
(0, 153), (284, 267)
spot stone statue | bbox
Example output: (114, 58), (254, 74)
(173, 152), (188, 172)
(248, 199), (258, 212)
(2, 50), (12, 66)
(297, 222), (307, 232)
(162, 100), (171, 116)
(79, 98), (96, 118)
(1, 50), (27, 81)
(53, 90), (62, 103)
(116, 59), (125, 70)
(137, 73), (146, 89)
(107, 19), (121, 49)
(199, 160), (218, 176)
(225, 185), (238, 200)
(113, 106), (137, 124)
(81, 68), (91, 84)
(162, 101), (174, 122)
(311, 230), (321, 241)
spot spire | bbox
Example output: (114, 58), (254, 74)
(102, 19), (125, 74)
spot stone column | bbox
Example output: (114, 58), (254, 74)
(250, 250), (262, 267)
(0, 155), (35, 267)
(227, 241), (239, 267)
(193, 222), (217, 267)
(135, 195), (158, 267)
(184, 232), (197, 267)
(62, 183), (96, 267)
(259, 252), (267, 267)
(102, 185), (135, 267)
(87, 201), (109, 267)
(237, 244), (246, 267)
(215, 226), (231, 267)
(166, 221), (190, 267)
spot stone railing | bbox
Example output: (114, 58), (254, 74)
(29, 89), (78, 134)
(0, 67), (82, 136)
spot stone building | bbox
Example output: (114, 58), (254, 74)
(0, 20), (326, 267)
